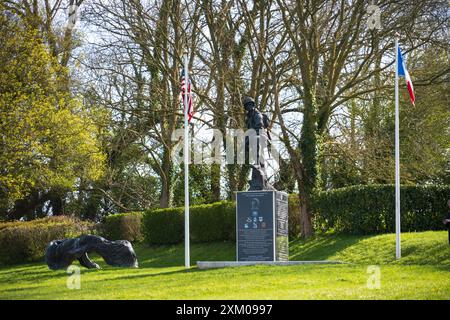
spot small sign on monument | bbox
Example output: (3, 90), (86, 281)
(236, 191), (288, 261)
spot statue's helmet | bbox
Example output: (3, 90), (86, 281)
(242, 96), (255, 111)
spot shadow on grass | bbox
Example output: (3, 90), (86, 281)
(289, 233), (370, 261)
(0, 241), (234, 274)
(2, 231), (448, 285)
(132, 242), (236, 268)
(399, 242), (450, 266)
(0, 262), (110, 285)
(0, 263), (45, 274)
(97, 265), (211, 283)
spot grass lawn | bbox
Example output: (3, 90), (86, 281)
(0, 231), (449, 299)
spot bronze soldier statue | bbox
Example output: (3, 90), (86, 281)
(242, 96), (275, 191)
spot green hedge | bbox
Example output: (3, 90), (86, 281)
(102, 212), (143, 242)
(0, 216), (96, 265)
(143, 201), (235, 245)
(102, 184), (450, 247)
(312, 184), (450, 234)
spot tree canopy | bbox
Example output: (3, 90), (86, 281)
(0, 1), (448, 237)
(0, 13), (105, 219)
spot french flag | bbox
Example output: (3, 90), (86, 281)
(397, 46), (415, 106)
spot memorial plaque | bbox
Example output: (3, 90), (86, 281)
(275, 191), (289, 261)
(236, 191), (288, 261)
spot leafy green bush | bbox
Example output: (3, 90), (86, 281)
(143, 201), (235, 245)
(0, 216), (96, 265)
(102, 212), (143, 242)
(312, 184), (450, 234)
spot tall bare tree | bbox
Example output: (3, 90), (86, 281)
(273, 0), (448, 237)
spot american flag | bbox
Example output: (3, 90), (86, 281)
(180, 69), (193, 122)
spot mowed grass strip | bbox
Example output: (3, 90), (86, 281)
(0, 231), (449, 299)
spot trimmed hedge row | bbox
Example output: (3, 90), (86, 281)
(104, 199), (301, 245)
(312, 184), (450, 234)
(55, 184), (449, 250)
(0, 216), (96, 265)
(102, 212), (143, 242)
(143, 201), (235, 245)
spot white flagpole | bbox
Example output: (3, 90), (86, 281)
(395, 37), (401, 259)
(184, 50), (190, 268)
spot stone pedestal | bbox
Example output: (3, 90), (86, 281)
(236, 190), (288, 261)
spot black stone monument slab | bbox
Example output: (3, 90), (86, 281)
(236, 191), (289, 261)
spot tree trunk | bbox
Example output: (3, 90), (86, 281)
(298, 183), (314, 238)
(298, 90), (321, 238)
(160, 183), (170, 208)
(49, 192), (64, 216)
(9, 190), (41, 220)
(159, 148), (172, 208)
(210, 163), (221, 202)
(210, 74), (225, 202)
(299, 203), (313, 239)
